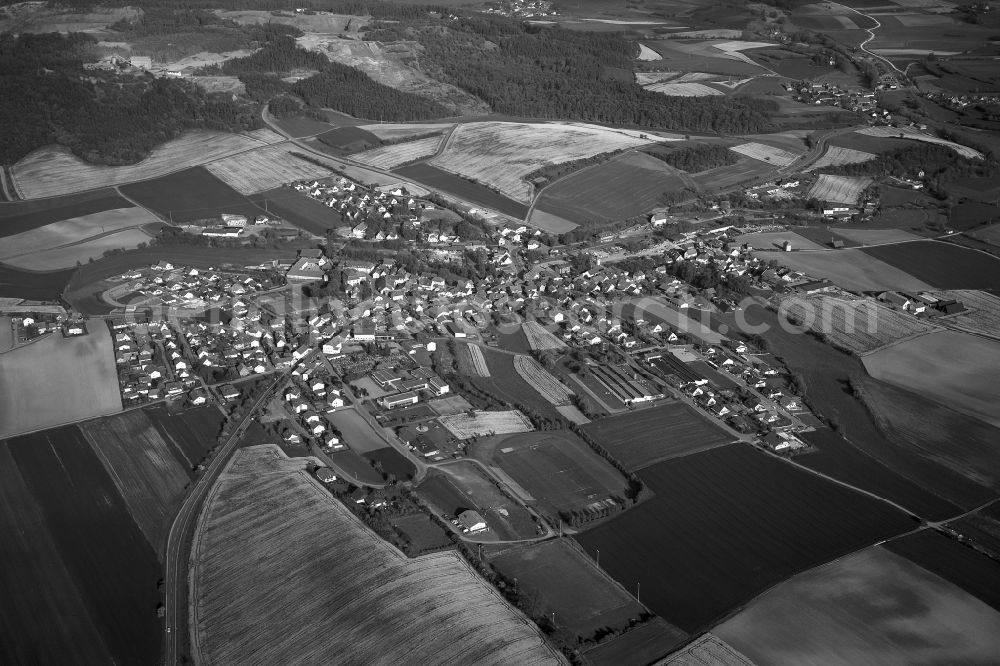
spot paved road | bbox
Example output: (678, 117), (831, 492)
(828, 1), (906, 77)
(162, 373), (286, 666)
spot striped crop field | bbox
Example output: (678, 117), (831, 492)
(523, 321), (567, 350)
(807, 146), (877, 171)
(204, 145), (331, 194)
(645, 81), (724, 96)
(192, 445), (563, 665)
(439, 410), (535, 439)
(729, 142), (800, 166)
(352, 135), (444, 170)
(467, 344), (491, 377)
(513, 355), (574, 407)
(808, 174), (873, 205)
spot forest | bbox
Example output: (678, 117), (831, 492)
(644, 143), (738, 172)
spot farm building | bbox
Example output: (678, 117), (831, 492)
(316, 468), (337, 483)
(458, 510), (488, 534)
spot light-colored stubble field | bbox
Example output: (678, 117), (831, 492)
(729, 141), (800, 166)
(808, 174), (873, 205)
(191, 445), (564, 666)
(807, 145), (876, 171)
(351, 135), (444, 169)
(204, 145), (332, 194)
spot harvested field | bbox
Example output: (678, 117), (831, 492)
(490, 540), (659, 639)
(729, 142), (800, 166)
(0, 207), (160, 261)
(483, 430), (627, 518)
(526, 209), (578, 233)
(439, 410), (534, 439)
(581, 401), (731, 471)
(778, 293), (939, 355)
(328, 408), (391, 453)
(205, 145), (332, 194)
(514, 355), (574, 407)
(6, 428), (162, 665)
(120, 166), (266, 224)
(716, 545), (1000, 666)
(352, 135), (443, 169)
(575, 444), (914, 632)
(808, 174), (872, 205)
(862, 240), (1000, 291)
(12, 130), (282, 199)
(533, 151), (690, 226)
(192, 445), (563, 665)
(581, 619), (691, 666)
(644, 81), (724, 96)
(656, 634), (755, 666)
(857, 125), (983, 159)
(931, 289), (1000, 337)
(0, 324), (120, 439)
(359, 123), (454, 141)
(427, 122), (666, 204)
(81, 410), (191, 555)
(735, 230), (829, 251)
(395, 163), (529, 219)
(863, 330), (1000, 428)
(636, 43), (662, 61)
(523, 321), (567, 351)
(3, 227), (155, 270)
(466, 343), (491, 376)
(760, 248), (934, 293)
(806, 145), (876, 171)
(0, 188), (130, 237)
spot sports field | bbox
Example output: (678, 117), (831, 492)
(533, 152), (690, 226)
(205, 145), (332, 194)
(581, 401), (732, 470)
(716, 545), (1000, 665)
(761, 248), (934, 293)
(863, 331), (1000, 428)
(0, 323), (121, 439)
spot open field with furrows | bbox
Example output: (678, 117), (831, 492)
(514, 356), (574, 407)
(192, 445), (563, 665)
(862, 241), (1000, 292)
(204, 145), (332, 194)
(12, 130), (282, 199)
(351, 135), (443, 170)
(581, 401), (731, 471)
(427, 122), (670, 204)
(439, 410), (534, 439)
(121, 166), (267, 224)
(857, 125), (983, 159)
(0, 188), (131, 237)
(80, 410), (192, 555)
(931, 289), (1000, 337)
(5, 428), (162, 665)
(886, 529), (1000, 613)
(716, 545), (1000, 666)
(490, 540), (672, 641)
(484, 431), (627, 518)
(808, 174), (872, 205)
(0, 324), (121, 439)
(0, 207), (161, 261)
(522, 321), (566, 351)
(576, 444), (915, 633)
(863, 330), (1000, 428)
(0, 444), (115, 666)
(655, 634), (755, 666)
(3, 227), (156, 270)
(806, 145), (876, 171)
(644, 81), (724, 96)
(729, 141), (800, 166)
(358, 123), (454, 141)
(858, 374), (1000, 495)
(465, 343), (491, 376)
(532, 151), (690, 226)
(328, 408), (390, 453)
(779, 294), (939, 355)
(144, 403), (224, 472)
(760, 248), (934, 293)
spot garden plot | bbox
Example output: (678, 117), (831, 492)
(808, 174), (873, 205)
(438, 410), (534, 439)
(858, 126), (983, 159)
(513, 356), (574, 407)
(807, 146), (877, 171)
(352, 135), (443, 170)
(522, 321), (566, 350)
(729, 142), (799, 166)
(205, 145), (331, 194)
(427, 122), (668, 203)
(645, 81), (724, 97)
(357, 123), (453, 141)
(466, 344), (491, 377)
(12, 130), (282, 199)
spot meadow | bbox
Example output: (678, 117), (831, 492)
(0, 323), (121, 439)
(576, 444), (914, 632)
(121, 166), (266, 223)
(736, 230), (829, 251)
(12, 129), (282, 199)
(856, 125), (983, 159)
(3, 228), (156, 270)
(192, 445), (562, 665)
(829, 227), (922, 245)
(395, 163), (529, 219)
(762, 247), (934, 293)
(205, 145), (332, 194)
(316, 126), (382, 153)
(5, 428), (162, 665)
(0, 188), (131, 237)
(0, 263), (76, 299)
(328, 407), (391, 453)
(863, 330), (1000, 428)
(352, 135), (444, 169)
(532, 152), (690, 226)
(143, 403), (224, 472)
(716, 545), (1000, 665)
(640, 41), (771, 76)
(808, 174), (872, 205)
(581, 401), (732, 470)
(427, 122), (666, 203)
(862, 240), (1000, 291)
(691, 155), (775, 191)
(0, 207), (160, 261)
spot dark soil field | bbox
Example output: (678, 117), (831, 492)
(143, 403), (224, 472)
(885, 529), (1000, 613)
(533, 152), (690, 226)
(0, 262), (76, 299)
(581, 401), (732, 471)
(862, 240), (1000, 291)
(691, 155), (774, 191)
(316, 126), (382, 153)
(576, 444), (915, 633)
(6, 427), (162, 665)
(581, 618), (689, 666)
(747, 48), (838, 80)
(271, 113), (334, 139)
(251, 186), (340, 235)
(949, 504), (1000, 561)
(0, 188), (131, 237)
(951, 202), (1000, 232)
(120, 166), (266, 223)
(363, 446), (416, 481)
(395, 163), (529, 219)
(489, 539), (667, 641)
(827, 132), (924, 154)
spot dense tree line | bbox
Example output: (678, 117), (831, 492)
(62, 0), (452, 19)
(207, 35), (328, 75)
(0, 32), (260, 165)
(644, 143), (738, 172)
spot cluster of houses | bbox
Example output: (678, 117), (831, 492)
(923, 90), (1000, 113)
(111, 320), (204, 404)
(280, 379), (346, 448)
(789, 80), (878, 114)
(878, 290), (965, 316)
(291, 178), (418, 235)
(110, 262), (273, 310)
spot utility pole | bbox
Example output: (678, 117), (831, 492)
(637, 582), (641, 606)
(596, 548), (600, 569)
